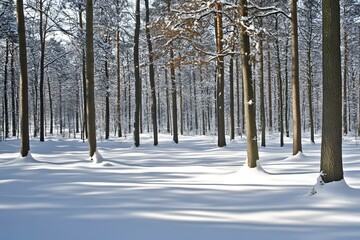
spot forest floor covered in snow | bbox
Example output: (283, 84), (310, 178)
(1, 133), (360, 240)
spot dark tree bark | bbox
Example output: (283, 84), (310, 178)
(134, 0), (141, 147)
(259, 29), (266, 147)
(165, 68), (171, 134)
(47, 77), (53, 135)
(145, 0), (158, 145)
(3, 38), (9, 138)
(104, 36), (110, 140)
(215, 0), (226, 147)
(240, 0), (259, 167)
(170, 47), (178, 143)
(291, 0), (302, 155)
(39, 0), (47, 142)
(86, 0), (97, 157)
(320, 0), (343, 183)
(116, 0), (122, 138)
(275, 17), (284, 147)
(16, 0), (30, 157)
(267, 36), (272, 131)
(10, 41), (16, 137)
(79, 8), (87, 140)
(229, 50), (235, 141)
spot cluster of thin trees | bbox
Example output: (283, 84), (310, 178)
(0, 0), (359, 184)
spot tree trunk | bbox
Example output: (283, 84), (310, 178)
(11, 41), (16, 137)
(193, 70), (199, 134)
(306, 26), (315, 143)
(284, 34), (290, 138)
(215, 0), (226, 147)
(86, 0), (97, 157)
(267, 36), (272, 132)
(275, 17), (284, 147)
(321, 0), (343, 183)
(291, 0), (302, 155)
(134, 0), (141, 147)
(229, 51), (235, 141)
(4, 38), (9, 139)
(47, 77), (53, 135)
(104, 38), (110, 140)
(116, 4), (122, 138)
(343, 29), (348, 136)
(200, 66), (206, 135)
(240, 0), (259, 167)
(39, 0), (46, 142)
(145, 0), (158, 145)
(16, 0), (30, 157)
(79, 9), (87, 140)
(179, 68), (184, 135)
(165, 68), (171, 133)
(259, 29), (266, 147)
(170, 47), (178, 143)
(236, 55), (241, 136)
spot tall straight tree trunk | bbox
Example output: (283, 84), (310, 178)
(276, 17), (284, 147)
(104, 38), (110, 140)
(86, 0), (97, 157)
(306, 22), (315, 143)
(200, 66), (206, 135)
(229, 51), (235, 141)
(284, 35), (290, 138)
(321, 0), (343, 183)
(3, 38), (9, 138)
(116, 1), (122, 138)
(16, 0), (30, 157)
(240, 0), (259, 167)
(145, 0), (158, 145)
(179, 69), (184, 135)
(39, 0), (46, 142)
(170, 47), (178, 143)
(291, 0), (302, 155)
(267, 36), (272, 131)
(11, 41), (16, 137)
(134, 0), (141, 147)
(79, 9), (87, 140)
(215, 0), (226, 147)
(47, 77), (53, 135)
(165, 68), (171, 133)
(343, 29), (348, 136)
(193, 70), (199, 134)
(236, 55), (241, 136)
(259, 30), (266, 147)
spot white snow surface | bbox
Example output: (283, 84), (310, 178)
(1, 133), (360, 240)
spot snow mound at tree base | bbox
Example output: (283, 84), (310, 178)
(309, 175), (358, 198)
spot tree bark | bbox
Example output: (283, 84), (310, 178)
(215, 0), (226, 147)
(16, 0), (30, 157)
(229, 51), (235, 141)
(321, 0), (343, 183)
(116, 1), (122, 138)
(86, 0), (97, 157)
(133, 0), (141, 147)
(104, 36), (110, 140)
(47, 77), (53, 135)
(291, 0), (302, 154)
(259, 30), (266, 147)
(240, 0), (259, 167)
(79, 9), (87, 140)
(145, 0), (158, 145)
(4, 38), (9, 139)
(267, 36), (272, 132)
(170, 47), (178, 143)
(10, 41), (16, 137)
(39, 0), (46, 142)
(275, 17), (284, 147)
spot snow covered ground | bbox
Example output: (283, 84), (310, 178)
(1, 133), (360, 240)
